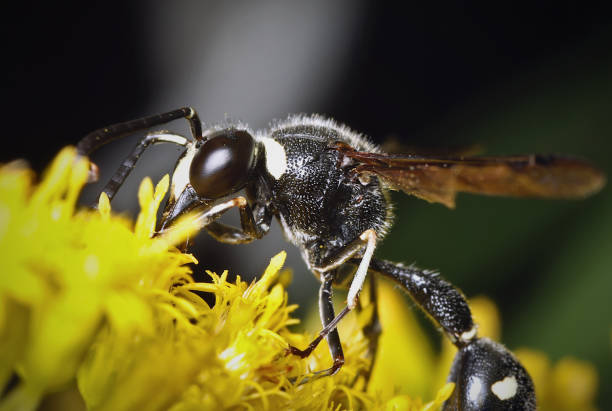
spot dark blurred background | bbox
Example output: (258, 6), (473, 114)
(3, 1), (611, 407)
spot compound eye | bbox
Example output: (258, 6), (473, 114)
(189, 129), (256, 199)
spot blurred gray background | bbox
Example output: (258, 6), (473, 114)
(3, 1), (611, 407)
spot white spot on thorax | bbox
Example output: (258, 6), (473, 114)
(259, 137), (287, 179)
(491, 375), (518, 400)
(358, 173), (371, 185)
(469, 377), (483, 402)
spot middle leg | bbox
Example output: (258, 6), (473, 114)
(287, 272), (345, 378)
(286, 229), (377, 376)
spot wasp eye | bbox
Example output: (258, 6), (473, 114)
(189, 129), (257, 199)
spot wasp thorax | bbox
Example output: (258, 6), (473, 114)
(189, 129), (257, 199)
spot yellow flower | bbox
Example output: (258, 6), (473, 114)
(1, 147), (598, 410)
(369, 286), (600, 410)
(0, 148), (452, 410)
(0, 148), (198, 408)
(515, 350), (598, 411)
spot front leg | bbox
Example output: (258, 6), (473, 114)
(366, 258), (535, 410)
(159, 196), (269, 244)
(204, 202), (271, 244)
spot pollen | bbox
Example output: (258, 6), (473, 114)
(83, 254), (100, 277)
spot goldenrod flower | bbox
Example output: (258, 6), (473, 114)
(0, 148), (599, 410)
(0, 147), (198, 408)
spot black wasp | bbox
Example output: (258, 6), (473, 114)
(77, 107), (604, 410)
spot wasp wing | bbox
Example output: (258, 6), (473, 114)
(339, 148), (605, 208)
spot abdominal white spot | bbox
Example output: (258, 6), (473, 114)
(491, 375), (518, 400)
(260, 137), (287, 179)
(460, 326), (478, 342)
(468, 377), (483, 402)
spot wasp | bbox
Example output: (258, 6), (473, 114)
(78, 107), (605, 410)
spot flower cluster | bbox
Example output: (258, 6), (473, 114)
(0, 148), (599, 410)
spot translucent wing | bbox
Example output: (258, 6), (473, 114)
(336, 146), (606, 208)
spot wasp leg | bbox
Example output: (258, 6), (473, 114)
(159, 196), (247, 232)
(203, 203), (272, 244)
(77, 107), (202, 156)
(159, 194), (271, 245)
(366, 258), (535, 410)
(353, 273), (381, 386)
(331, 263), (381, 387)
(159, 197), (272, 244)
(158, 196), (263, 250)
(318, 273), (345, 376)
(286, 229), (377, 377)
(314, 229), (377, 310)
(287, 272), (345, 382)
